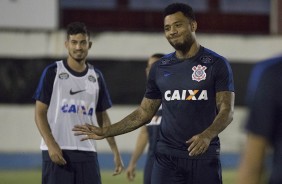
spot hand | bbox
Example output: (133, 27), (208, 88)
(186, 132), (211, 156)
(72, 124), (105, 141)
(113, 156), (124, 176)
(48, 142), (67, 165)
(126, 164), (136, 181)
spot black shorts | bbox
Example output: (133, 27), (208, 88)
(42, 150), (101, 184)
(144, 154), (155, 184)
(151, 152), (222, 184)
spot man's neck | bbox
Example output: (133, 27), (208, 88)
(175, 42), (200, 59)
(67, 58), (87, 72)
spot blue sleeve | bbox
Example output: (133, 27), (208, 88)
(245, 59), (281, 141)
(213, 58), (235, 92)
(144, 62), (162, 99)
(33, 63), (57, 105)
(95, 69), (112, 112)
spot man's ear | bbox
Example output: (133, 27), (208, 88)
(88, 41), (92, 49)
(65, 40), (68, 49)
(191, 21), (197, 32)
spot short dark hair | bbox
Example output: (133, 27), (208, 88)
(163, 3), (196, 21)
(66, 22), (90, 39)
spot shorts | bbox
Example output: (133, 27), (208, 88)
(151, 152), (222, 184)
(144, 154), (155, 184)
(42, 150), (101, 184)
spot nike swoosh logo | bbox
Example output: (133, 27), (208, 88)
(164, 71), (172, 77)
(70, 89), (86, 95)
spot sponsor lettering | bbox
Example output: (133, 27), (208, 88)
(164, 90), (208, 101)
(61, 99), (94, 116)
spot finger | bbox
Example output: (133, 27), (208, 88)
(189, 145), (206, 156)
(80, 135), (92, 141)
(187, 140), (197, 152)
(186, 136), (194, 144)
(186, 138), (195, 151)
(127, 172), (135, 180)
(74, 130), (92, 136)
(52, 155), (67, 165)
(113, 167), (123, 176)
(187, 136), (202, 152)
(74, 131), (84, 136)
(73, 124), (87, 129)
(126, 171), (131, 180)
(85, 123), (93, 130)
(59, 157), (67, 165)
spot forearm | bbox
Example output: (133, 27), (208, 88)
(35, 102), (56, 146)
(203, 108), (233, 139)
(204, 91), (234, 139)
(97, 111), (122, 156)
(74, 98), (161, 140)
(106, 136), (121, 156)
(237, 134), (267, 184)
(104, 103), (157, 137)
(129, 127), (148, 165)
(35, 117), (57, 146)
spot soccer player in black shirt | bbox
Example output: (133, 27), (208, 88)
(73, 3), (235, 184)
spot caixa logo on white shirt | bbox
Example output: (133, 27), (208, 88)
(164, 90), (208, 101)
(60, 99), (95, 116)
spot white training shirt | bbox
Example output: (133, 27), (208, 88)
(41, 60), (100, 152)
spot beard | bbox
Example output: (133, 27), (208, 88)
(169, 34), (194, 53)
(69, 51), (87, 63)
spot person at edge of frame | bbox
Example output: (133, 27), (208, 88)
(236, 55), (282, 184)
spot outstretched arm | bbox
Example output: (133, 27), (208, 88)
(73, 97), (161, 140)
(187, 91), (235, 156)
(96, 111), (124, 176)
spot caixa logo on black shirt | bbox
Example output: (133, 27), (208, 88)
(164, 90), (208, 101)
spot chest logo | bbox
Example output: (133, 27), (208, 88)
(70, 89), (86, 95)
(59, 72), (69, 79)
(192, 65), (207, 82)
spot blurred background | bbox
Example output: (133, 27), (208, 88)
(0, 0), (281, 175)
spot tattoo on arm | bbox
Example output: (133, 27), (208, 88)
(105, 98), (161, 137)
(204, 91), (235, 139)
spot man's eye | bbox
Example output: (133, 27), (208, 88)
(175, 24), (182, 27)
(164, 27), (170, 31)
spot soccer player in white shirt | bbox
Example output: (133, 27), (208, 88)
(33, 22), (123, 184)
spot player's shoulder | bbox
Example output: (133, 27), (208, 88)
(155, 52), (176, 66)
(253, 55), (282, 78)
(43, 60), (59, 75)
(200, 47), (229, 65)
(255, 55), (282, 71)
(87, 63), (104, 78)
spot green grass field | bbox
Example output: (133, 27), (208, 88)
(0, 169), (236, 184)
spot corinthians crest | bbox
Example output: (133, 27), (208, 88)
(192, 65), (207, 82)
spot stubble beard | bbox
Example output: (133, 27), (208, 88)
(70, 51), (86, 63)
(169, 35), (194, 54)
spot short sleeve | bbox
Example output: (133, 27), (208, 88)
(213, 58), (235, 92)
(33, 63), (57, 105)
(95, 69), (112, 112)
(144, 62), (162, 99)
